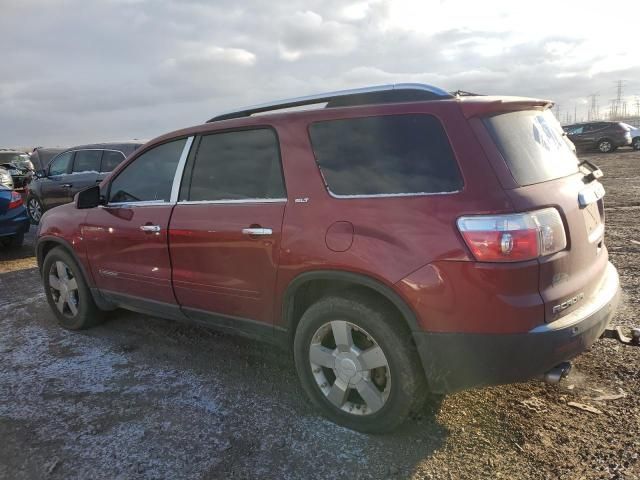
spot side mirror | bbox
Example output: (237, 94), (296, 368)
(35, 169), (46, 178)
(75, 185), (104, 209)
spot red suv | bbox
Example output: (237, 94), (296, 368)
(36, 84), (620, 433)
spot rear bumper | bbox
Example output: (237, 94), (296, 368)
(413, 262), (620, 393)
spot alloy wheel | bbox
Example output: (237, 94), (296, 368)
(28, 198), (42, 222)
(598, 140), (612, 153)
(309, 320), (391, 415)
(48, 261), (79, 317)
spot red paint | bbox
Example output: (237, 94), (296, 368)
(36, 96), (613, 338)
(169, 202), (285, 323)
(82, 205), (176, 304)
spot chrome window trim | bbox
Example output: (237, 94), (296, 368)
(177, 198), (287, 205)
(102, 200), (170, 208)
(327, 190), (461, 199)
(170, 136), (194, 203)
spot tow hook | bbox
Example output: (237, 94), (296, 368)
(600, 326), (640, 347)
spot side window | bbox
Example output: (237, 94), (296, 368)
(48, 152), (73, 176)
(186, 129), (285, 201)
(568, 126), (584, 134)
(109, 139), (186, 203)
(100, 150), (125, 172)
(72, 150), (101, 173)
(308, 114), (463, 196)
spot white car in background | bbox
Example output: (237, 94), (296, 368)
(621, 123), (640, 150)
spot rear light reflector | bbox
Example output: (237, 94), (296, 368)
(457, 208), (567, 262)
(8, 191), (23, 210)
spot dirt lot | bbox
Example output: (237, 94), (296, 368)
(1, 150), (639, 480)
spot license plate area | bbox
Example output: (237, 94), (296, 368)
(583, 201), (603, 243)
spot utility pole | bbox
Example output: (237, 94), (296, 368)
(588, 94), (599, 120)
(611, 80), (625, 120)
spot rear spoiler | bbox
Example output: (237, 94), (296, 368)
(459, 96), (554, 119)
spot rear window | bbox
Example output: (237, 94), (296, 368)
(483, 109), (579, 186)
(308, 114), (462, 196)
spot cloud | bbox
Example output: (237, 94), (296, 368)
(0, 0), (639, 146)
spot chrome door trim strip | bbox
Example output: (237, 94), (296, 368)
(176, 198), (287, 205)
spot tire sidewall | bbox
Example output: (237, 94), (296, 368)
(293, 296), (425, 433)
(42, 247), (98, 330)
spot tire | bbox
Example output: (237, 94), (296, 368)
(0, 232), (24, 248)
(597, 138), (614, 153)
(26, 195), (44, 224)
(633, 137), (640, 151)
(42, 246), (104, 330)
(293, 294), (427, 433)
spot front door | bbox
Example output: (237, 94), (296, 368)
(169, 128), (287, 325)
(83, 138), (191, 305)
(41, 151), (74, 210)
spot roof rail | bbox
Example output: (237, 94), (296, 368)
(207, 83), (452, 122)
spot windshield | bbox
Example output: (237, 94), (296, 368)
(483, 109), (579, 186)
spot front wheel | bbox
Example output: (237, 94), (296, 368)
(633, 137), (640, 151)
(43, 246), (104, 330)
(293, 295), (427, 433)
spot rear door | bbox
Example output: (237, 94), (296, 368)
(41, 151), (74, 209)
(482, 109), (607, 323)
(98, 150), (126, 182)
(169, 128), (287, 326)
(66, 150), (102, 202)
(83, 138), (191, 306)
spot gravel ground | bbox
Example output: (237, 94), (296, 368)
(1, 150), (639, 480)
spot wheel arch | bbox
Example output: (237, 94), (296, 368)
(37, 236), (91, 285)
(282, 270), (421, 339)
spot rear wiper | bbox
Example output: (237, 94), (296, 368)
(578, 159), (603, 182)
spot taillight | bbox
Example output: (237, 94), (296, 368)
(8, 191), (23, 209)
(457, 208), (567, 262)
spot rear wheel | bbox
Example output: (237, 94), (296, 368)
(633, 137), (640, 151)
(597, 139), (614, 153)
(26, 195), (43, 224)
(293, 295), (427, 433)
(43, 246), (104, 330)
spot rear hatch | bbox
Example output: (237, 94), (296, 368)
(480, 107), (608, 323)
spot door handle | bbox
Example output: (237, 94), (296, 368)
(62, 184), (72, 188)
(140, 224), (161, 233)
(242, 227), (272, 236)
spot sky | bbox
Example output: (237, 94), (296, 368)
(1, 0), (640, 147)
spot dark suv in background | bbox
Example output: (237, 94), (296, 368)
(26, 142), (142, 223)
(563, 121), (632, 153)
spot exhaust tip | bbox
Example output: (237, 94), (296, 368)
(541, 362), (572, 384)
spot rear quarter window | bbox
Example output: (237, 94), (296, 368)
(483, 109), (579, 186)
(308, 114), (463, 197)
